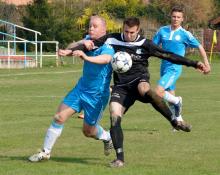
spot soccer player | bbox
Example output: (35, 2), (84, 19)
(28, 15), (115, 162)
(69, 17), (206, 168)
(152, 5), (211, 125)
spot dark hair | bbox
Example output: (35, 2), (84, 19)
(123, 17), (140, 27)
(171, 5), (185, 14)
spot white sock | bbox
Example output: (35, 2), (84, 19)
(43, 121), (64, 154)
(163, 91), (179, 105)
(95, 125), (111, 142)
(176, 115), (183, 122)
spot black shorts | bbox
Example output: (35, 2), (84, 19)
(110, 73), (151, 113)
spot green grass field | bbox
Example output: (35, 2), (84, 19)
(0, 57), (220, 175)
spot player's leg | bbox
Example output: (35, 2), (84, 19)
(82, 122), (112, 156)
(155, 69), (191, 131)
(82, 95), (112, 156)
(28, 103), (76, 162)
(137, 81), (190, 132)
(29, 86), (81, 162)
(138, 81), (174, 122)
(77, 112), (84, 119)
(166, 89), (183, 121)
(155, 69), (183, 118)
(109, 86), (133, 167)
(109, 101), (126, 168)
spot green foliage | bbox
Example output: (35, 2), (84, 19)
(0, 1), (21, 26)
(1, 0), (219, 50)
(76, 8), (122, 33)
(145, 3), (169, 24)
(20, 0), (55, 51)
(20, 0), (83, 51)
(214, 0), (220, 15)
(100, 0), (147, 19)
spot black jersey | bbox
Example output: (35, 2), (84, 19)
(93, 33), (198, 85)
(70, 33), (199, 85)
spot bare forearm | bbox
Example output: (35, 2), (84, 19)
(198, 45), (209, 64)
(66, 40), (84, 49)
(83, 54), (112, 64)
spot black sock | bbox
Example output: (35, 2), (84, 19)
(144, 89), (174, 122)
(110, 116), (124, 162)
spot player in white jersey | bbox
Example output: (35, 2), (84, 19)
(28, 15), (115, 162)
(153, 5), (210, 128)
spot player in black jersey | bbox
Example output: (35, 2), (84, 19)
(65, 17), (206, 168)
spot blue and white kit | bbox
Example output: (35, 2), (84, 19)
(63, 41), (114, 126)
(153, 25), (200, 90)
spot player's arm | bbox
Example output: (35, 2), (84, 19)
(198, 45), (211, 74)
(58, 40), (88, 56)
(72, 50), (112, 64)
(146, 41), (202, 69)
(68, 34), (109, 52)
(66, 39), (85, 49)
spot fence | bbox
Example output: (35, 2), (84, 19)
(0, 40), (59, 68)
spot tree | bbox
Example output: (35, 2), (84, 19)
(21, 0), (55, 50)
(149, 0), (216, 28)
(20, 0), (83, 50)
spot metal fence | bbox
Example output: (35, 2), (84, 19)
(0, 40), (59, 68)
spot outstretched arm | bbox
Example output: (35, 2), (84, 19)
(69, 34), (108, 52)
(147, 41), (205, 71)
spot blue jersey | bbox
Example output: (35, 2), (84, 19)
(63, 42), (114, 126)
(80, 44), (114, 95)
(153, 25), (200, 70)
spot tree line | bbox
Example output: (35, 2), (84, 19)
(0, 0), (220, 51)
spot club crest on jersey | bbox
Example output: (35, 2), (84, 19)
(175, 35), (181, 41)
(136, 49), (143, 54)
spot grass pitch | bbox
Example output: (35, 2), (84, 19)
(0, 58), (220, 175)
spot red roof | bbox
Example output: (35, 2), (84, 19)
(0, 56), (33, 61)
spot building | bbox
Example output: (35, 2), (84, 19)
(2, 0), (33, 6)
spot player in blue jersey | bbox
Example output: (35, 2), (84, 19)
(153, 5), (211, 128)
(28, 15), (115, 162)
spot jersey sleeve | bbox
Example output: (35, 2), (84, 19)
(152, 29), (161, 45)
(100, 44), (115, 57)
(185, 31), (200, 48)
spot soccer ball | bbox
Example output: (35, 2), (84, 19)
(111, 51), (132, 73)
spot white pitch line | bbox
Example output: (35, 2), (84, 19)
(0, 69), (82, 77)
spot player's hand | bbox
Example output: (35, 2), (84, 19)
(203, 62), (211, 74)
(83, 40), (95, 50)
(72, 50), (87, 60)
(58, 49), (72, 56)
(196, 61), (206, 73)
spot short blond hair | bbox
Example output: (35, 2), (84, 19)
(90, 15), (106, 28)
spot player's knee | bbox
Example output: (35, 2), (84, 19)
(138, 81), (151, 96)
(110, 116), (121, 128)
(155, 87), (165, 98)
(54, 114), (65, 124)
(82, 127), (95, 138)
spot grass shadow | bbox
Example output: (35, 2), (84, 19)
(51, 156), (100, 165)
(0, 155), (101, 165)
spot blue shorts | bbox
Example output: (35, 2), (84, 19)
(63, 83), (109, 126)
(158, 66), (182, 91)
